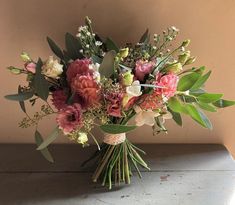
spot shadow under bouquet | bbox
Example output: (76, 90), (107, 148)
(5, 17), (235, 189)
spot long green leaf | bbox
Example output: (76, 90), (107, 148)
(105, 38), (119, 52)
(139, 29), (149, 43)
(35, 130), (54, 163)
(197, 93), (223, 103)
(197, 101), (217, 112)
(33, 58), (49, 101)
(168, 108), (182, 126)
(190, 70), (211, 90)
(5, 91), (34, 101)
(18, 86), (26, 113)
(213, 99), (235, 108)
(47, 37), (64, 59)
(100, 124), (137, 134)
(65, 33), (83, 60)
(186, 104), (212, 129)
(37, 126), (60, 150)
(177, 72), (201, 91)
(167, 97), (188, 114)
(99, 50), (116, 78)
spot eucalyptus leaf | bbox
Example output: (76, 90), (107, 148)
(35, 130), (54, 163)
(91, 55), (102, 64)
(190, 70), (211, 91)
(5, 91), (34, 101)
(197, 93), (223, 103)
(177, 72), (201, 91)
(18, 86), (26, 113)
(37, 126), (60, 150)
(33, 58), (49, 101)
(100, 124), (137, 134)
(139, 29), (149, 43)
(213, 99), (235, 108)
(65, 33), (83, 60)
(105, 38), (119, 52)
(47, 37), (64, 59)
(99, 50), (116, 78)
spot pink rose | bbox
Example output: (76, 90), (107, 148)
(154, 73), (179, 98)
(66, 59), (93, 83)
(56, 103), (82, 135)
(134, 60), (155, 81)
(24, 62), (36, 74)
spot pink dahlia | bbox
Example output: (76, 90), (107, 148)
(56, 103), (82, 135)
(154, 73), (179, 98)
(71, 74), (100, 107)
(51, 90), (67, 110)
(66, 59), (93, 83)
(105, 92), (123, 117)
(135, 60), (155, 81)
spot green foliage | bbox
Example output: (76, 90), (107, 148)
(99, 50), (116, 78)
(18, 86), (26, 113)
(47, 37), (64, 59)
(5, 90), (34, 101)
(100, 124), (137, 134)
(35, 130), (54, 163)
(197, 101), (217, 112)
(139, 29), (150, 44)
(33, 58), (49, 101)
(191, 70), (211, 90)
(37, 126), (60, 150)
(105, 38), (119, 52)
(65, 32), (83, 60)
(167, 97), (188, 114)
(177, 72), (201, 91)
(197, 93), (223, 103)
(168, 108), (182, 126)
(213, 99), (235, 108)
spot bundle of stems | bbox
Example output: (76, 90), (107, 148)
(91, 139), (150, 189)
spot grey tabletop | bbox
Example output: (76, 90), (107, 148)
(0, 144), (234, 205)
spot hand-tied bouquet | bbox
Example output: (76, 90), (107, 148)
(5, 17), (235, 189)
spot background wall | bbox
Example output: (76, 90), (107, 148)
(0, 0), (235, 155)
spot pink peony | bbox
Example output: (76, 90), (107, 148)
(134, 60), (155, 81)
(71, 74), (100, 108)
(154, 73), (179, 98)
(51, 90), (67, 110)
(24, 62), (36, 74)
(66, 59), (93, 83)
(56, 103), (82, 135)
(105, 92), (123, 117)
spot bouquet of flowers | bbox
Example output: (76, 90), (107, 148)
(5, 17), (235, 189)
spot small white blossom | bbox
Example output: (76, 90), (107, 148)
(79, 49), (83, 53)
(86, 44), (90, 48)
(126, 80), (142, 97)
(76, 33), (82, 38)
(95, 41), (103, 46)
(89, 63), (100, 82)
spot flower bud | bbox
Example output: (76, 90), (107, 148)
(77, 132), (88, 145)
(85, 16), (92, 25)
(181, 39), (190, 47)
(122, 95), (130, 107)
(178, 51), (190, 64)
(119, 48), (129, 58)
(122, 71), (134, 86)
(20, 52), (31, 62)
(185, 56), (196, 65)
(7, 66), (21, 74)
(165, 62), (182, 73)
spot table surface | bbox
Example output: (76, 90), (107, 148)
(0, 144), (234, 205)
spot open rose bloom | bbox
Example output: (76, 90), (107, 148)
(5, 17), (235, 189)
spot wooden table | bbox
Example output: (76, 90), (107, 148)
(0, 144), (234, 205)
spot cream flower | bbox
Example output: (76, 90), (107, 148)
(126, 80), (142, 98)
(42, 56), (63, 79)
(134, 106), (160, 127)
(77, 132), (88, 145)
(89, 63), (100, 82)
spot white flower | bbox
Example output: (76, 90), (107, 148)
(89, 63), (100, 82)
(86, 44), (90, 48)
(126, 80), (142, 98)
(95, 41), (103, 46)
(42, 56), (63, 79)
(77, 132), (88, 145)
(134, 106), (160, 126)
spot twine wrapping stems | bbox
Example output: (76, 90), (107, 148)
(103, 133), (126, 145)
